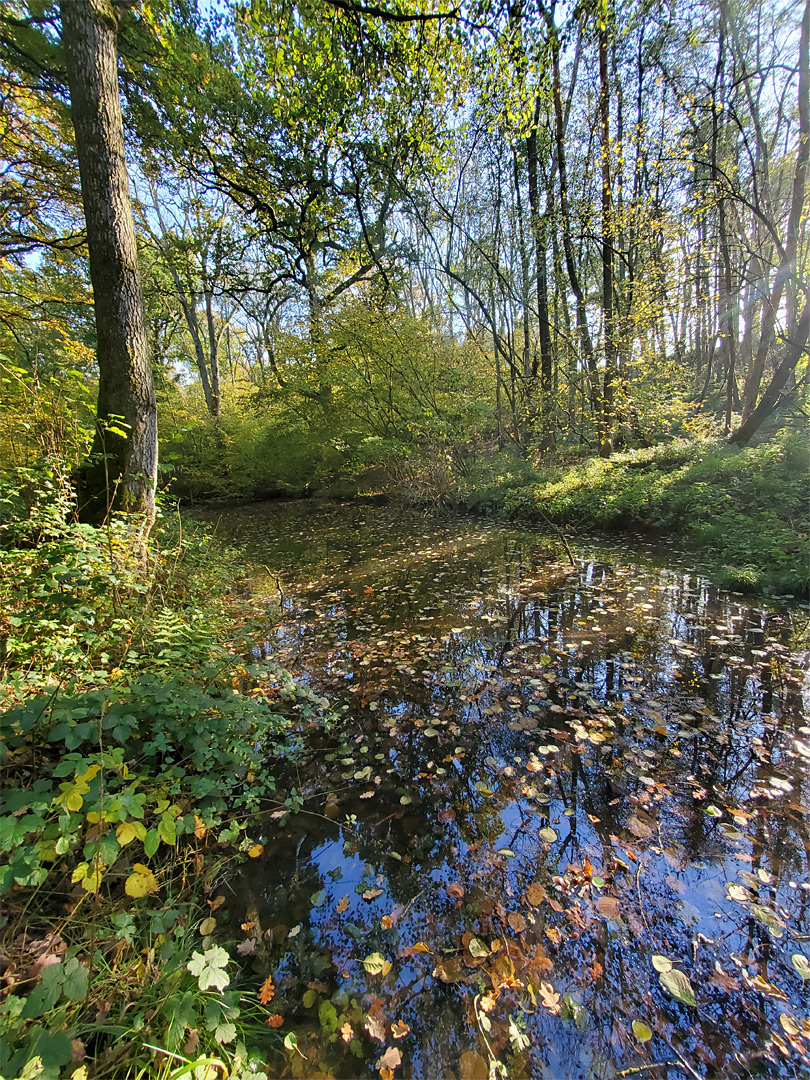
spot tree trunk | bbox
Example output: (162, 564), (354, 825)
(61, 0), (157, 523)
(599, 22), (616, 456)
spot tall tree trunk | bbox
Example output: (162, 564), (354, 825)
(730, 0), (809, 443)
(599, 22), (616, 456)
(526, 120), (552, 390)
(61, 0), (157, 522)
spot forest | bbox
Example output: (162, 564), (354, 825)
(1, 0), (809, 1078)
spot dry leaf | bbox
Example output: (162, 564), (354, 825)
(391, 1020), (410, 1039)
(341, 1022), (354, 1042)
(336, 894), (350, 914)
(266, 1013), (284, 1028)
(248, 844), (264, 858)
(365, 1012), (386, 1042)
(446, 882), (465, 901)
(363, 888), (384, 901)
(507, 912), (527, 933)
(538, 981), (561, 1015)
(596, 896), (620, 919)
(378, 1046), (402, 1071)
(258, 976), (275, 1005)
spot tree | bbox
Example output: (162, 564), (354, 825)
(59, 0), (157, 521)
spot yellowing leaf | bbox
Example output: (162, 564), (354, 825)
(199, 917), (217, 935)
(116, 822), (138, 847)
(66, 792), (83, 812)
(659, 968), (696, 1006)
(363, 952), (389, 975)
(125, 866), (159, 898)
(632, 1019), (652, 1042)
(248, 844), (264, 858)
(337, 894), (350, 914)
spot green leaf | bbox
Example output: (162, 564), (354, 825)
(468, 937), (490, 958)
(187, 946), (230, 992)
(284, 1031), (299, 1051)
(792, 954), (810, 980)
(651, 954), (672, 973)
(659, 968), (696, 1006)
(62, 957), (89, 1001)
(539, 827), (557, 843)
(362, 952), (387, 975)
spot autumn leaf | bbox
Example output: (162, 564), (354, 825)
(341, 1021), (354, 1042)
(507, 912), (527, 933)
(659, 968), (696, 1006)
(337, 894), (350, 914)
(266, 1013), (284, 1028)
(248, 844), (264, 858)
(124, 864), (159, 898)
(538, 981), (561, 1015)
(446, 883), (465, 902)
(365, 1011), (386, 1042)
(378, 1046), (402, 1072)
(258, 976), (275, 1005)
(391, 1020), (410, 1039)
(595, 896), (620, 919)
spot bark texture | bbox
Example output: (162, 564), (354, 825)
(61, 0), (157, 521)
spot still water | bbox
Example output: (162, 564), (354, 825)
(206, 500), (809, 1080)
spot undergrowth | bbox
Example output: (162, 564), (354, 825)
(454, 430), (810, 597)
(0, 463), (331, 1080)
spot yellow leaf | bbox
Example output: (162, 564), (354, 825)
(76, 764), (100, 785)
(194, 816), (207, 839)
(116, 822), (137, 847)
(71, 863), (88, 883)
(248, 844), (264, 858)
(66, 792), (83, 812)
(72, 1067), (89, 1080)
(125, 867), (159, 897)
(81, 863), (105, 893)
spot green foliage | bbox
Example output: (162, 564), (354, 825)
(455, 431), (809, 596)
(0, 464), (330, 1079)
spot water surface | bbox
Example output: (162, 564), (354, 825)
(206, 500), (810, 1080)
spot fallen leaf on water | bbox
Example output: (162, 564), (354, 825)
(538, 980), (561, 1015)
(545, 926), (562, 947)
(392, 1020), (410, 1039)
(363, 888), (384, 901)
(659, 968), (696, 1006)
(526, 883), (547, 906)
(507, 912), (527, 933)
(378, 1047), (402, 1072)
(337, 894), (350, 914)
(458, 1050), (489, 1080)
(632, 1019), (652, 1042)
(468, 937), (490, 958)
(791, 954), (810, 981)
(266, 1013), (284, 1028)
(652, 954), (673, 973)
(365, 1012), (386, 1042)
(258, 976), (275, 1005)
(380, 915), (394, 929)
(446, 883), (465, 902)
(539, 827), (557, 843)
(363, 952), (391, 976)
(596, 896), (620, 919)
(341, 1022), (354, 1042)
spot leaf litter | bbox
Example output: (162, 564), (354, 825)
(212, 501), (810, 1079)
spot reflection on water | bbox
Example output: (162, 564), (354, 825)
(205, 500), (810, 1080)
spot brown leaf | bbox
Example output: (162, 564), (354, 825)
(458, 1050), (489, 1080)
(341, 1021), (354, 1042)
(236, 937), (257, 956)
(545, 926), (562, 946)
(627, 816), (653, 840)
(258, 976), (275, 1005)
(71, 1039), (86, 1062)
(194, 816), (207, 839)
(525, 883), (547, 907)
(378, 1047), (402, 1072)
(596, 896), (620, 919)
(365, 1011), (386, 1042)
(538, 980), (561, 1015)
(363, 888), (384, 901)
(183, 1029), (199, 1056)
(507, 912), (527, 933)
(266, 1013), (284, 1028)
(391, 1020), (410, 1039)
(446, 883), (465, 902)
(337, 894), (350, 914)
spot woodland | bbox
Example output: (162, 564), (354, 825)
(0, 0), (809, 1078)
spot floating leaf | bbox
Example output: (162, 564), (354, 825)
(392, 1020), (410, 1039)
(791, 954), (810, 981)
(378, 1046), (402, 1072)
(363, 888), (384, 901)
(364, 1012), (386, 1042)
(725, 883), (750, 903)
(659, 968), (696, 1006)
(750, 904), (784, 937)
(337, 894), (350, 914)
(539, 827), (557, 843)
(266, 1013), (284, 1028)
(468, 937), (490, 958)
(363, 952), (388, 975)
(595, 896), (620, 919)
(310, 890), (327, 907)
(632, 1020), (653, 1042)
(651, 954), (673, 973)
(507, 912), (527, 933)
(705, 805), (722, 817)
(458, 1051), (489, 1080)
(258, 976), (275, 1005)
(590, 876), (605, 889)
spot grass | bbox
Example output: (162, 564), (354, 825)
(454, 430), (810, 597)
